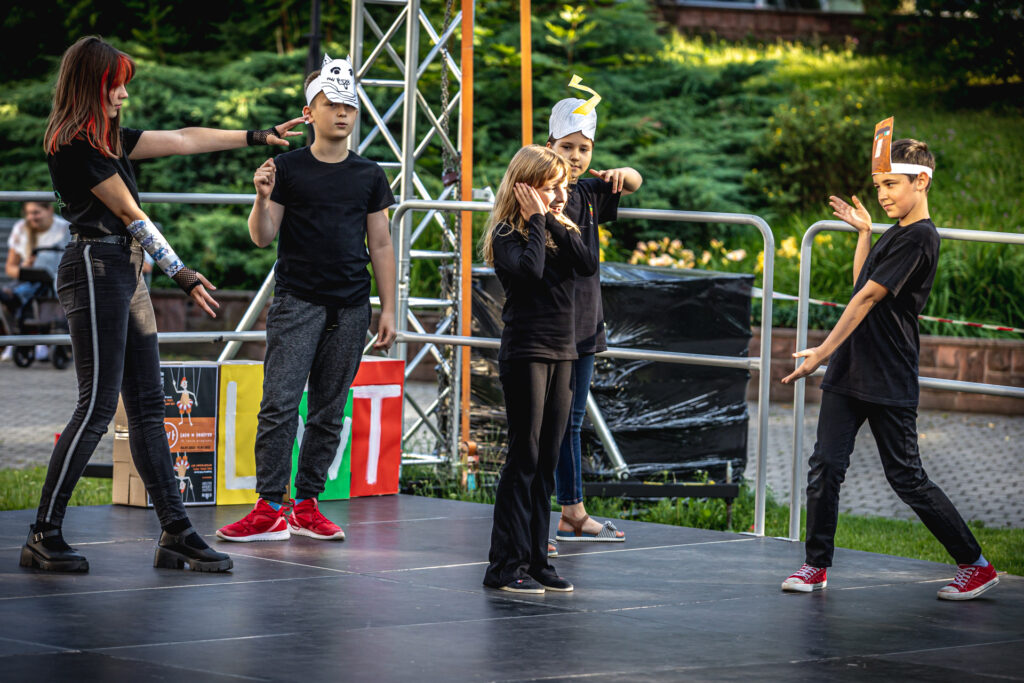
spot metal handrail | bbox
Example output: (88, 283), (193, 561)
(389, 200), (777, 536)
(1, 190), (778, 536)
(787, 221), (1024, 541)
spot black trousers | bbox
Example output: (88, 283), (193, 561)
(484, 358), (574, 587)
(36, 242), (188, 528)
(805, 390), (982, 568)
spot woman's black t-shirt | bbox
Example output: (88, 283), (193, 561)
(47, 128), (144, 237)
(821, 219), (941, 407)
(564, 177), (620, 354)
(491, 212), (598, 361)
(269, 147), (396, 307)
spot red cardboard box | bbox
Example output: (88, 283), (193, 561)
(348, 357), (405, 497)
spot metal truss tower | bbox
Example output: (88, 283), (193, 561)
(350, 0), (473, 467)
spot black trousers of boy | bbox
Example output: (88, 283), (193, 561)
(254, 295), (369, 502)
(805, 390), (982, 568)
(484, 358), (574, 588)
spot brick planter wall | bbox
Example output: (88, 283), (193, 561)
(749, 328), (1024, 415)
(150, 289), (441, 381)
(149, 291), (1021, 414)
(653, 3), (863, 42)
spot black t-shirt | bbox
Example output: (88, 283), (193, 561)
(821, 219), (941, 407)
(564, 178), (620, 354)
(492, 212), (598, 361)
(47, 128), (144, 237)
(270, 147), (395, 306)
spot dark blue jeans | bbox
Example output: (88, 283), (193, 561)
(805, 390), (982, 567)
(36, 241), (188, 528)
(555, 353), (595, 506)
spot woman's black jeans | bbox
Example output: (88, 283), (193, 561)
(36, 240), (188, 528)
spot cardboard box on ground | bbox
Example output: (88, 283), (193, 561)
(114, 357), (405, 507)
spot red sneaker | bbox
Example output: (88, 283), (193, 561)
(937, 563), (998, 601)
(215, 499), (290, 542)
(782, 564), (827, 592)
(288, 499), (345, 541)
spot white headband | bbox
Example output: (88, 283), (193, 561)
(305, 53), (359, 108)
(887, 163), (933, 179)
(548, 75), (602, 141)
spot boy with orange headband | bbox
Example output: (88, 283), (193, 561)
(780, 118), (997, 601)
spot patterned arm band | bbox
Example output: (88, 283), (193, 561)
(126, 219), (201, 294)
(246, 126), (281, 146)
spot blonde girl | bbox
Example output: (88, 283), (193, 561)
(480, 145), (596, 594)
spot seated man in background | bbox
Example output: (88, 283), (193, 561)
(1, 201), (71, 361)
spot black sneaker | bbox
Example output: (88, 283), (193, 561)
(497, 576), (545, 594)
(530, 570), (574, 592)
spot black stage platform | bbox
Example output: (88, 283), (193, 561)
(1, 495), (1021, 682)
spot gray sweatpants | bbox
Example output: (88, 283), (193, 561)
(254, 293), (369, 501)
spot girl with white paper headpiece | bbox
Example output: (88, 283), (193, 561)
(545, 76), (642, 550)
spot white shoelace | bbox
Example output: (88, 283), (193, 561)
(792, 564), (821, 580)
(949, 565), (976, 589)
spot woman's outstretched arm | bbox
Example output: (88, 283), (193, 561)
(90, 173), (220, 318)
(128, 117), (305, 159)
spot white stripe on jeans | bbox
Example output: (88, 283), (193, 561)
(45, 244), (100, 523)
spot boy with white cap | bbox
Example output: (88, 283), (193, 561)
(780, 117), (997, 600)
(545, 76), (642, 547)
(218, 55), (397, 543)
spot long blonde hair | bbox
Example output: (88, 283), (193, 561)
(479, 145), (580, 266)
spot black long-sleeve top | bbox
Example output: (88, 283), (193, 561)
(492, 212), (598, 361)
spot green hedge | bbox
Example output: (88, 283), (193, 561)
(0, 1), (1020, 335)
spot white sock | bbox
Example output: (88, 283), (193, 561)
(971, 554), (988, 568)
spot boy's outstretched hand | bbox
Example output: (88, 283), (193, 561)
(829, 195), (872, 233)
(254, 159), (276, 198)
(266, 117), (306, 146)
(374, 311), (397, 353)
(781, 347), (826, 384)
(589, 168), (629, 194)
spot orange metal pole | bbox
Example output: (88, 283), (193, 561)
(520, 0), (532, 145)
(459, 0), (475, 463)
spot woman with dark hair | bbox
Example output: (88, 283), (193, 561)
(21, 36), (303, 573)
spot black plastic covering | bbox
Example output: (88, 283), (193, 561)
(466, 263), (753, 483)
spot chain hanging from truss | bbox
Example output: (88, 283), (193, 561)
(437, 0), (461, 474)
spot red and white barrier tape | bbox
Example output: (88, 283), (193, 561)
(752, 288), (1024, 335)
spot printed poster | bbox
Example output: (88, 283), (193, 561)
(161, 362), (218, 505)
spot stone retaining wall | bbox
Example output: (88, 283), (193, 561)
(653, 3), (863, 42)
(749, 327), (1024, 415)
(150, 292), (1021, 414)
(150, 290), (440, 381)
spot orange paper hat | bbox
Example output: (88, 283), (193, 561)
(871, 116), (933, 178)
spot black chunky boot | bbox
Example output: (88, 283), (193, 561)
(154, 526), (233, 572)
(20, 526), (89, 572)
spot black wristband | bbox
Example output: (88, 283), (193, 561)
(247, 127), (282, 146)
(172, 267), (201, 295)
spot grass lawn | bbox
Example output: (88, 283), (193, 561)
(0, 467), (112, 512)
(2, 466), (1019, 576)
